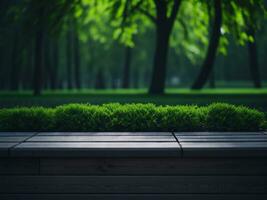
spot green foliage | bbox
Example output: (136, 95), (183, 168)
(17, 0), (79, 37)
(171, 0), (209, 63)
(155, 105), (207, 131)
(0, 103), (265, 132)
(0, 107), (54, 131)
(206, 103), (265, 131)
(54, 104), (111, 131)
(105, 103), (158, 131)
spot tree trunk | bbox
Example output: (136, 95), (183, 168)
(209, 69), (216, 88)
(50, 39), (59, 90)
(74, 32), (81, 89)
(191, 0), (222, 90)
(95, 69), (105, 89)
(33, 27), (45, 96)
(66, 22), (73, 90)
(133, 70), (139, 88)
(23, 42), (34, 90)
(0, 47), (3, 90)
(44, 35), (51, 90)
(87, 41), (94, 88)
(247, 28), (261, 88)
(122, 46), (132, 88)
(149, 0), (181, 94)
(149, 26), (170, 94)
(10, 32), (20, 91)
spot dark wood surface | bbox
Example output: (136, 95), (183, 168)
(180, 142), (267, 157)
(175, 132), (264, 136)
(39, 157), (267, 175)
(37, 132), (173, 136)
(1, 175), (267, 194)
(0, 136), (32, 142)
(1, 132), (267, 200)
(1, 194), (267, 200)
(11, 141), (181, 157)
(0, 132), (267, 157)
(27, 135), (176, 142)
(176, 135), (267, 142)
(0, 158), (39, 175)
(0, 143), (18, 156)
(0, 132), (36, 137)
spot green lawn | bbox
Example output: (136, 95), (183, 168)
(0, 88), (267, 111)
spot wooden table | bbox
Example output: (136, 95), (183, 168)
(1, 132), (267, 200)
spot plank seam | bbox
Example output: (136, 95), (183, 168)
(172, 132), (183, 157)
(7, 132), (39, 157)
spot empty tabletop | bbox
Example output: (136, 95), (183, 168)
(11, 142), (181, 157)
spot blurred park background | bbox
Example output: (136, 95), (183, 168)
(0, 0), (266, 110)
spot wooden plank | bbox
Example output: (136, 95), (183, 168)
(0, 132), (36, 137)
(11, 142), (181, 157)
(37, 132), (172, 136)
(27, 135), (176, 142)
(1, 194), (267, 200)
(0, 143), (18, 157)
(178, 138), (267, 142)
(175, 132), (263, 136)
(0, 136), (31, 143)
(0, 176), (266, 194)
(40, 158), (267, 175)
(176, 135), (267, 139)
(180, 142), (267, 157)
(0, 158), (39, 175)
(176, 135), (267, 142)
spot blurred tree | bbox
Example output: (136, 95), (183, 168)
(95, 68), (106, 89)
(74, 20), (82, 89)
(122, 46), (132, 88)
(50, 38), (59, 90)
(111, 0), (182, 94)
(191, 0), (222, 89)
(191, 0), (266, 89)
(243, 0), (266, 88)
(66, 18), (74, 90)
(148, 0), (182, 94)
(1, 0), (267, 93)
(17, 0), (79, 95)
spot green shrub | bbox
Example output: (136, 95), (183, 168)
(155, 105), (207, 131)
(54, 104), (111, 131)
(206, 103), (265, 131)
(107, 103), (158, 131)
(0, 103), (265, 132)
(0, 107), (54, 131)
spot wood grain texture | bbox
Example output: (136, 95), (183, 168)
(37, 132), (172, 136)
(178, 137), (267, 142)
(180, 142), (267, 157)
(11, 142), (181, 157)
(0, 158), (39, 175)
(0, 132), (36, 137)
(176, 135), (267, 139)
(175, 132), (264, 136)
(0, 137), (31, 142)
(27, 135), (176, 142)
(1, 194), (267, 200)
(0, 143), (18, 157)
(40, 158), (267, 175)
(0, 176), (266, 194)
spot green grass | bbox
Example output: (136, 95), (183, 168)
(0, 103), (265, 132)
(0, 88), (267, 111)
(1, 88), (267, 95)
